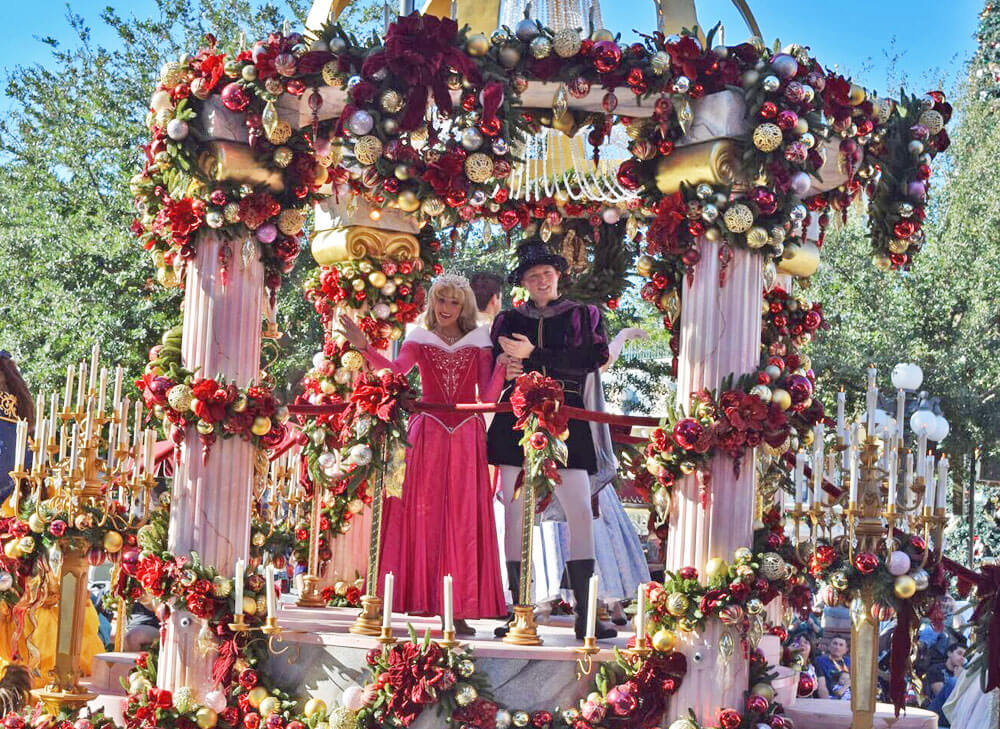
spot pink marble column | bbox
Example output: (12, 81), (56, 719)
(666, 244), (762, 721)
(158, 233), (263, 700)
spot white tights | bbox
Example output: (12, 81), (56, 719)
(498, 465), (594, 562)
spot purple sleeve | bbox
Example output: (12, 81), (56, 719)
(527, 305), (608, 374)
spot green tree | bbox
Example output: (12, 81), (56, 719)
(0, 0), (383, 397)
(808, 1), (1000, 539)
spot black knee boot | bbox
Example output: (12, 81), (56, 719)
(494, 561), (521, 638)
(567, 559), (617, 640)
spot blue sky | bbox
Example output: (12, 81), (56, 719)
(1, 1), (982, 94)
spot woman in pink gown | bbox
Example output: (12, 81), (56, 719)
(340, 274), (507, 633)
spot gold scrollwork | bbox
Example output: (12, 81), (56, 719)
(310, 226), (420, 266)
(655, 140), (739, 195)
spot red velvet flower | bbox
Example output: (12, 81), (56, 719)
(238, 193), (281, 230)
(164, 198), (205, 245)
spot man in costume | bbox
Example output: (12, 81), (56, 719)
(487, 238), (616, 640)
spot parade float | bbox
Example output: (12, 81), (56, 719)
(3, 1), (996, 729)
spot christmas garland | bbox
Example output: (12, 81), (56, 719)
(132, 34), (328, 295)
(136, 368), (288, 454)
(509, 373), (570, 506)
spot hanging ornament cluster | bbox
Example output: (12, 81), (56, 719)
(761, 286), (826, 349)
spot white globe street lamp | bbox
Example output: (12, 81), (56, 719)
(891, 363), (924, 391)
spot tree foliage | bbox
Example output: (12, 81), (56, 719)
(0, 0), (385, 396)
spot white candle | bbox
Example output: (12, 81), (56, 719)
(904, 451), (914, 497)
(77, 362), (88, 408)
(866, 366), (878, 433)
(936, 457), (948, 510)
(133, 401), (143, 447)
(917, 435), (928, 476)
(812, 423), (825, 505)
(636, 583), (646, 640)
(383, 573), (394, 630)
(112, 366), (124, 411)
(13, 421), (27, 470)
(585, 574), (599, 640)
(887, 448), (898, 508)
(118, 396), (131, 445)
(895, 388), (906, 441)
(63, 364), (75, 410)
(836, 389), (846, 442)
(97, 368), (108, 414)
(848, 425), (860, 504)
(234, 559), (245, 617)
(33, 418), (46, 465)
(69, 423), (80, 473)
(107, 420), (118, 472)
(443, 574), (454, 633)
(89, 343), (100, 392)
(795, 451), (807, 506)
(143, 429), (155, 472)
(84, 407), (94, 445)
(923, 455), (934, 508)
(34, 392), (44, 434)
(265, 564), (277, 619)
(49, 393), (58, 433)
(58, 422), (67, 461)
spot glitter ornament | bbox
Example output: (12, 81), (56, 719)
(354, 136), (383, 165)
(723, 204), (754, 233)
(380, 89), (404, 113)
(753, 123), (783, 152)
(553, 28), (581, 57)
(465, 153), (495, 183)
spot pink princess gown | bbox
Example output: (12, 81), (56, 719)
(365, 325), (507, 619)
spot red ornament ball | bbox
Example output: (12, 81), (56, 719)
(717, 708), (742, 729)
(854, 552), (879, 575)
(746, 694), (769, 713)
(592, 41), (623, 73)
(220, 82), (250, 111)
(798, 672), (816, 696)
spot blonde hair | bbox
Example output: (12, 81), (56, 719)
(423, 275), (479, 335)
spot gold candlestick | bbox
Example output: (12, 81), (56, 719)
(438, 628), (459, 650)
(228, 614), (251, 633)
(377, 625), (396, 645)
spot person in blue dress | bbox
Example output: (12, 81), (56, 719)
(0, 351), (34, 505)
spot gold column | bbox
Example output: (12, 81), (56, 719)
(31, 546), (96, 713)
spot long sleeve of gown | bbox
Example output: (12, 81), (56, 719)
(361, 341), (419, 376)
(526, 305), (609, 374)
(477, 349), (506, 403)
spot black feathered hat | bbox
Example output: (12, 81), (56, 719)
(507, 237), (568, 285)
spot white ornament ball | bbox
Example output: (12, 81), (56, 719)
(166, 119), (189, 140)
(347, 110), (374, 136)
(341, 686), (365, 711)
(887, 550), (912, 576)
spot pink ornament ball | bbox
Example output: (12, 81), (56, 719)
(341, 685), (365, 711)
(220, 82), (250, 112)
(887, 550), (911, 576)
(256, 223), (279, 244)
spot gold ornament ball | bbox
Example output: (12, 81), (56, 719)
(889, 238), (910, 254)
(368, 271), (388, 288)
(666, 592), (690, 616)
(267, 121), (293, 145)
(354, 135), (383, 165)
(679, 460), (696, 475)
(397, 190), (420, 213)
(232, 394), (248, 413)
(348, 498), (365, 514)
(251, 416), (272, 436)
(379, 89), (404, 114)
(590, 28), (614, 42)
(28, 513), (46, 534)
(750, 384), (772, 403)
(651, 628), (677, 652)
(103, 531), (124, 553)
(733, 547), (754, 565)
(243, 595), (258, 616)
(321, 61), (340, 87)
(530, 36), (553, 59)
(340, 350), (365, 371)
(466, 34), (489, 56)
(918, 109), (944, 134)
(252, 532), (267, 547)
(651, 51), (671, 75)
(465, 153), (495, 183)
(195, 709), (218, 729)
(304, 699), (328, 718)
(705, 557), (729, 581)
(273, 146), (294, 168)
(247, 687), (270, 709)
(894, 575), (917, 599)
(723, 203), (754, 234)
(636, 255), (654, 277)
(256, 595), (268, 615)
(752, 123), (783, 153)
(848, 84), (867, 105)
(3, 540), (21, 559)
(746, 598), (765, 615)
(746, 225), (770, 249)
(259, 697), (280, 716)
(553, 28), (581, 58)
(167, 384), (194, 412)
(498, 46), (522, 68)
(873, 254), (893, 271)
(351, 278), (367, 292)
(224, 202), (241, 223)
(157, 267), (180, 288)
(212, 575), (233, 598)
(771, 388), (792, 411)
(278, 208), (306, 236)
(751, 683), (776, 701)
(759, 552), (786, 580)
(421, 197), (445, 217)
(196, 419), (215, 435)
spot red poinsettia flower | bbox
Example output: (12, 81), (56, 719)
(238, 193), (281, 230)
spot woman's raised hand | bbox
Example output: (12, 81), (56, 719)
(338, 314), (369, 350)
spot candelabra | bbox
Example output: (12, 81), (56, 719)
(5, 346), (160, 713)
(781, 364), (949, 729)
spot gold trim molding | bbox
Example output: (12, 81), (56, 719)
(311, 226), (420, 266)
